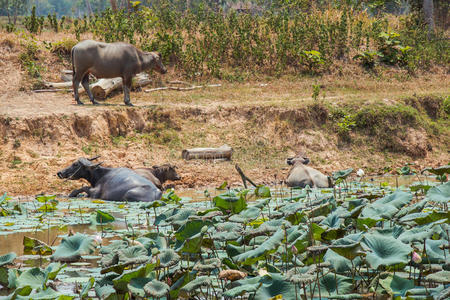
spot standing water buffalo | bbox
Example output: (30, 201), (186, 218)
(71, 40), (167, 106)
(57, 157), (162, 202)
(285, 154), (333, 188)
(134, 164), (181, 190)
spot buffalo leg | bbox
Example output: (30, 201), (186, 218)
(69, 186), (91, 197)
(81, 74), (99, 105)
(123, 76), (133, 106)
(72, 71), (84, 105)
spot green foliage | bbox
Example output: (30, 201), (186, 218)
(301, 50), (325, 74)
(353, 50), (382, 69)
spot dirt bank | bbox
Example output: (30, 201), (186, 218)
(0, 98), (448, 196)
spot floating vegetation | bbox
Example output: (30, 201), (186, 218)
(0, 173), (449, 299)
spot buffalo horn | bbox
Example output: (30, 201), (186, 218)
(88, 155), (101, 161)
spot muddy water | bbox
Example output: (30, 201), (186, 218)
(0, 177), (434, 258)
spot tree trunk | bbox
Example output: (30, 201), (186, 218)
(85, 0), (93, 15)
(182, 145), (233, 160)
(110, 0), (117, 11)
(91, 73), (152, 99)
(423, 0), (435, 38)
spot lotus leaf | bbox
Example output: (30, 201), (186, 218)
(379, 274), (414, 296)
(318, 273), (353, 296)
(51, 233), (95, 262)
(23, 236), (52, 255)
(398, 223), (442, 243)
(328, 294), (363, 299)
(362, 233), (412, 268)
(234, 228), (284, 265)
(424, 182), (450, 204)
(95, 210), (115, 224)
(118, 246), (149, 265)
(426, 271), (450, 283)
(179, 275), (212, 294)
(223, 284), (258, 297)
(80, 277), (95, 299)
(214, 191), (247, 214)
(0, 252), (16, 266)
(94, 284), (116, 300)
(112, 263), (154, 292)
(425, 239), (446, 263)
(158, 248), (180, 268)
(255, 185), (271, 197)
(45, 262), (66, 280)
(422, 165), (450, 176)
(332, 168), (353, 181)
(100, 240), (128, 254)
(229, 206), (261, 223)
(193, 258), (221, 272)
(16, 267), (47, 289)
(324, 249), (361, 273)
(127, 277), (153, 297)
(24, 287), (74, 299)
(144, 280), (169, 298)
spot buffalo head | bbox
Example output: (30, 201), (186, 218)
(286, 153), (310, 166)
(57, 156), (102, 180)
(153, 164), (180, 182)
(150, 52), (167, 74)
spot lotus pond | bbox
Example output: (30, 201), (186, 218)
(0, 172), (449, 300)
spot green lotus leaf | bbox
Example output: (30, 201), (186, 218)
(229, 206), (261, 223)
(0, 252), (16, 266)
(26, 287), (74, 299)
(426, 239), (446, 264)
(158, 248), (180, 268)
(214, 191), (247, 214)
(356, 217), (381, 231)
(234, 273), (296, 299)
(234, 228), (284, 265)
(425, 182), (450, 204)
(51, 233), (95, 262)
(3, 285), (33, 299)
(127, 277), (153, 298)
(422, 165), (450, 176)
(16, 267), (48, 289)
(101, 252), (119, 268)
(80, 277), (94, 299)
(95, 210), (115, 224)
(379, 274), (414, 296)
(139, 233), (168, 251)
(318, 273), (353, 296)
(362, 233), (412, 268)
(332, 168), (353, 180)
(180, 275), (212, 295)
(361, 190), (412, 219)
(395, 199), (428, 219)
(193, 258), (221, 272)
(223, 284), (258, 297)
(330, 238), (363, 261)
(94, 284), (116, 300)
(23, 236), (53, 256)
(320, 212), (342, 229)
(248, 219), (288, 236)
(155, 208), (195, 226)
(0, 267), (8, 287)
(398, 223), (442, 243)
(400, 211), (449, 225)
(254, 185), (271, 197)
(118, 246), (149, 265)
(140, 200), (167, 209)
(144, 280), (170, 298)
(100, 240), (128, 254)
(426, 271), (450, 283)
(112, 263), (155, 292)
(324, 249), (362, 273)
(328, 294), (363, 299)
(45, 262), (66, 280)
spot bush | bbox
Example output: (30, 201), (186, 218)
(50, 38), (77, 56)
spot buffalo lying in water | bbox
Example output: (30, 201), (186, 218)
(135, 164), (180, 190)
(57, 157), (161, 202)
(285, 154), (333, 188)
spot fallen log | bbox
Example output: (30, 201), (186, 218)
(145, 84), (221, 93)
(182, 144), (233, 160)
(91, 73), (151, 100)
(32, 89), (67, 93)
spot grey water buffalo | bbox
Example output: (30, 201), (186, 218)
(71, 40), (167, 106)
(57, 157), (162, 202)
(285, 154), (332, 188)
(134, 164), (180, 190)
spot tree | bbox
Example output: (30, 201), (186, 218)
(85, 0), (93, 15)
(110, 0), (117, 11)
(423, 0), (435, 37)
(0, 0), (29, 24)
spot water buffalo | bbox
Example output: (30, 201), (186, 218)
(57, 157), (162, 202)
(285, 154), (332, 188)
(134, 164), (181, 190)
(71, 40), (167, 106)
